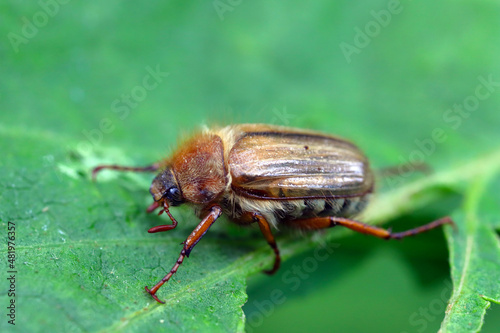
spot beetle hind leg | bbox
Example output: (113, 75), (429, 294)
(288, 216), (454, 239)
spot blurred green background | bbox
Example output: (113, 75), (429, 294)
(1, 0), (500, 332)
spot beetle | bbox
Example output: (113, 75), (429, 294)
(92, 124), (453, 303)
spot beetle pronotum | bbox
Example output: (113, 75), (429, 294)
(93, 124), (453, 303)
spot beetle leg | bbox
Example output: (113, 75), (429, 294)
(251, 212), (281, 275)
(377, 162), (431, 178)
(92, 163), (161, 180)
(288, 216), (454, 240)
(145, 205), (222, 304)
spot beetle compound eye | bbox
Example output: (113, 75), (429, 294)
(166, 187), (183, 206)
(169, 187), (180, 198)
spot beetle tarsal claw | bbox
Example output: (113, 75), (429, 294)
(144, 286), (165, 304)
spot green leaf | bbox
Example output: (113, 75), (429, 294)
(2, 127), (500, 332)
(439, 165), (500, 332)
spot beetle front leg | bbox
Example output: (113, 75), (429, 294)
(92, 163), (162, 180)
(288, 216), (454, 239)
(145, 205), (222, 304)
(250, 212), (281, 275)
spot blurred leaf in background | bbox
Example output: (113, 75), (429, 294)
(1, 0), (499, 332)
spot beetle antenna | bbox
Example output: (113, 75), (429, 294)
(147, 201), (179, 233)
(164, 200), (180, 226)
(146, 201), (160, 213)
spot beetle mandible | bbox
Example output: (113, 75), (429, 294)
(93, 124), (453, 303)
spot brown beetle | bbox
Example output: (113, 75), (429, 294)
(93, 124), (453, 303)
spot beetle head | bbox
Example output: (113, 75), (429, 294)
(149, 167), (184, 207)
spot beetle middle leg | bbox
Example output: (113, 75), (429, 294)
(247, 212), (281, 275)
(287, 216), (454, 240)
